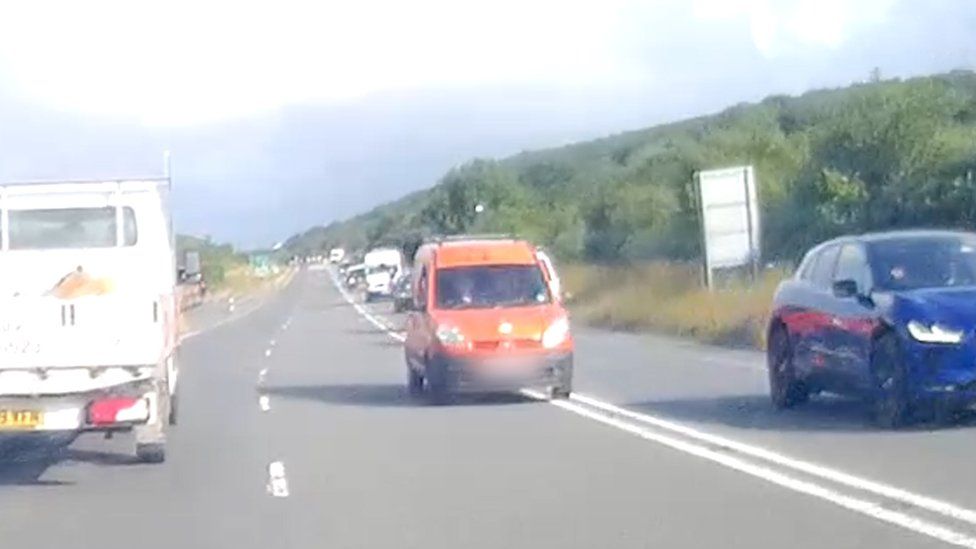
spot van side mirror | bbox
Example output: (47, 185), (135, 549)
(832, 279), (858, 299)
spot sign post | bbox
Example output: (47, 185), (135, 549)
(696, 166), (761, 290)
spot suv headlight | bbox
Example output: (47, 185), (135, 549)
(907, 320), (964, 344)
(435, 326), (466, 345)
(541, 317), (570, 349)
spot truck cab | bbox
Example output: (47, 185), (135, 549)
(0, 179), (179, 462)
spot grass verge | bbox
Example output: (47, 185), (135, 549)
(561, 263), (787, 349)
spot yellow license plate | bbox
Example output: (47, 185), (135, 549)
(0, 410), (42, 429)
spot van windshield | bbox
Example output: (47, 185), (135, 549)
(435, 265), (550, 309)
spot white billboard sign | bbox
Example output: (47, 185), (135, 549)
(697, 166), (760, 285)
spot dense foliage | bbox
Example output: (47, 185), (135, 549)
(285, 71), (976, 265)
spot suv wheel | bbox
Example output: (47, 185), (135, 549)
(767, 326), (808, 409)
(871, 332), (910, 429)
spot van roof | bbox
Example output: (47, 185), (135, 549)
(434, 239), (537, 268)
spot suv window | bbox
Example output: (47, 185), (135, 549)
(810, 245), (840, 288)
(834, 244), (871, 293)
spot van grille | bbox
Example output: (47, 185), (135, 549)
(472, 339), (540, 351)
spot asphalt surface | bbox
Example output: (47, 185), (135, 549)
(2, 267), (975, 547)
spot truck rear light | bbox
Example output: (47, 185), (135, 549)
(88, 397), (149, 425)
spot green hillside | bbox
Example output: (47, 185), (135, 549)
(285, 70), (976, 265)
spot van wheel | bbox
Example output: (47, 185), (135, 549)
(549, 385), (571, 400)
(136, 442), (166, 464)
(407, 367), (425, 397)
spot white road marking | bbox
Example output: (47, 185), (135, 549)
(267, 461), (290, 497)
(329, 270), (406, 342)
(179, 330), (201, 342)
(258, 368), (269, 383)
(520, 389), (976, 549)
(259, 394), (271, 412)
(328, 265), (976, 547)
(567, 392), (976, 527)
(265, 348), (272, 357)
(269, 339), (277, 347)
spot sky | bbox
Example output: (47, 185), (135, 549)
(0, 0), (973, 247)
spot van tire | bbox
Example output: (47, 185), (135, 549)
(136, 442), (166, 464)
(407, 367), (425, 397)
(549, 385), (571, 400)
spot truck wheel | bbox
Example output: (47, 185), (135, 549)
(136, 442), (166, 464)
(168, 393), (179, 426)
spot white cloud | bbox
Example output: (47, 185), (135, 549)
(0, 0), (643, 126)
(693, 0), (895, 58)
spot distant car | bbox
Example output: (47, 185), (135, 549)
(767, 230), (976, 427)
(364, 266), (395, 302)
(391, 271), (412, 313)
(344, 264), (367, 289)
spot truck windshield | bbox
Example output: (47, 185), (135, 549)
(6, 207), (137, 250)
(436, 265), (550, 309)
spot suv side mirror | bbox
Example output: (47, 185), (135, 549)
(832, 279), (858, 299)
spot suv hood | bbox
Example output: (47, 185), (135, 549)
(894, 287), (976, 328)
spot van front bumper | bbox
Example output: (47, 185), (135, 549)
(427, 351), (573, 393)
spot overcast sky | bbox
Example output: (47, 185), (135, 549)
(0, 0), (973, 247)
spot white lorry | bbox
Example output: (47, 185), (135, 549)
(363, 247), (403, 302)
(329, 247), (345, 263)
(0, 179), (179, 463)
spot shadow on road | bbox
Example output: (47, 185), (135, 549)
(0, 434), (151, 486)
(266, 383), (535, 408)
(627, 393), (976, 433)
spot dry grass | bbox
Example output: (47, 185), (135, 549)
(562, 262), (788, 349)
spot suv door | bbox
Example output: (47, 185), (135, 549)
(794, 244), (841, 386)
(827, 243), (876, 392)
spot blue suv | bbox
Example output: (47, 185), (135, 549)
(768, 230), (976, 427)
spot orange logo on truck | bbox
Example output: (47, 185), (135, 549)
(49, 267), (115, 299)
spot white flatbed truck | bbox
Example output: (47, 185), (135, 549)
(0, 179), (179, 462)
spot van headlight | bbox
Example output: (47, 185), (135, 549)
(435, 326), (466, 345)
(907, 321), (964, 344)
(542, 317), (570, 349)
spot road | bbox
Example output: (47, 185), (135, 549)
(2, 268), (976, 548)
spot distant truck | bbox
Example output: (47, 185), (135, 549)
(363, 247), (404, 301)
(177, 250), (206, 309)
(0, 179), (179, 463)
(329, 248), (346, 263)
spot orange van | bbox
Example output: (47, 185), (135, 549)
(403, 236), (573, 403)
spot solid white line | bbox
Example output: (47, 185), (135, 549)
(568, 392), (976, 527)
(330, 270), (407, 343)
(267, 461), (290, 497)
(259, 394), (271, 412)
(520, 389), (976, 549)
